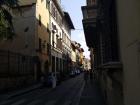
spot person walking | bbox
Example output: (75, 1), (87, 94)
(89, 69), (93, 83)
(84, 70), (89, 84)
(52, 73), (56, 88)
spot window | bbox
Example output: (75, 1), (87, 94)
(39, 15), (41, 26)
(56, 11), (58, 21)
(65, 34), (67, 42)
(51, 4), (56, 18)
(46, 0), (49, 8)
(58, 15), (62, 26)
(54, 10), (57, 19)
(62, 30), (64, 41)
(52, 56), (55, 72)
(39, 38), (42, 51)
(47, 43), (50, 55)
(47, 23), (49, 32)
(59, 32), (61, 39)
(87, 0), (96, 5)
(47, 23), (49, 28)
(53, 41), (55, 47)
(87, 9), (97, 18)
(52, 23), (57, 33)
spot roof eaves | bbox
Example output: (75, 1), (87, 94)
(64, 12), (75, 29)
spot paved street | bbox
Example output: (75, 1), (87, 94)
(0, 74), (84, 105)
(79, 80), (105, 105)
(0, 74), (105, 105)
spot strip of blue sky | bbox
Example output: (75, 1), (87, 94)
(61, 0), (90, 59)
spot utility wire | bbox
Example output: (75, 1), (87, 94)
(72, 29), (84, 31)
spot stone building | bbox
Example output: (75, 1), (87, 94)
(49, 0), (63, 75)
(49, 0), (74, 78)
(71, 41), (84, 71)
(62, 12), (74, 76)
(82, 0), (140, 105)
(0, 0), (74, 91)
(117, 0), (140, 105)
(71, 41), (77, 71)
(0, 0), (50, 90)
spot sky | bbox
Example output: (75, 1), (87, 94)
(61, 0), (90, 59)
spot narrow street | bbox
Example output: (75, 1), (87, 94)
(0, 0), (140, 105)
(0, 75), (84, 105)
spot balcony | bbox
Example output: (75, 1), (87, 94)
(82, 5), (97, 19)
(56, 38), (62, 50)
(81, 5), (97, 48)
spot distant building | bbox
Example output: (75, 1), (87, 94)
(71, 41), (84, 71)
(79, 48), (84, 67)
(71, 41), (77, 70)
(83, 58), (91, 71)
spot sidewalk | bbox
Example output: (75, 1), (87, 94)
(0, 83), (42, 101)
(0, 74), (72, 101)
(78, 80), (106, 105)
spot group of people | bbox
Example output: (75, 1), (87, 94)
(84, 70), (94, 83)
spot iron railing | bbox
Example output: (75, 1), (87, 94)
(0, 50), (34, 77)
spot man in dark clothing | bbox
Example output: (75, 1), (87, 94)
(89, 69), (93, 82)
(84, 70), (89, 83)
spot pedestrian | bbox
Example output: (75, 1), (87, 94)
(41, 73), (46, 87)
(89, 70), (93, 82)
(52, 73), (56, 88)
(84, 70), (89, 84)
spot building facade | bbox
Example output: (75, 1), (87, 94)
(49, 0), (74, 78)
(36, 0), (50, 80)
(71, 41), (77, 71)
(82, 0), (123, 105)
(49, 0), (63, 75)
(0, 0), (50, 91)
(82, 0), (140, 105)
(71, 41), (84, 71)
(0, 0), (74, 91)
(117, 0), (140, 105)
(62, 12), (74, 76)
